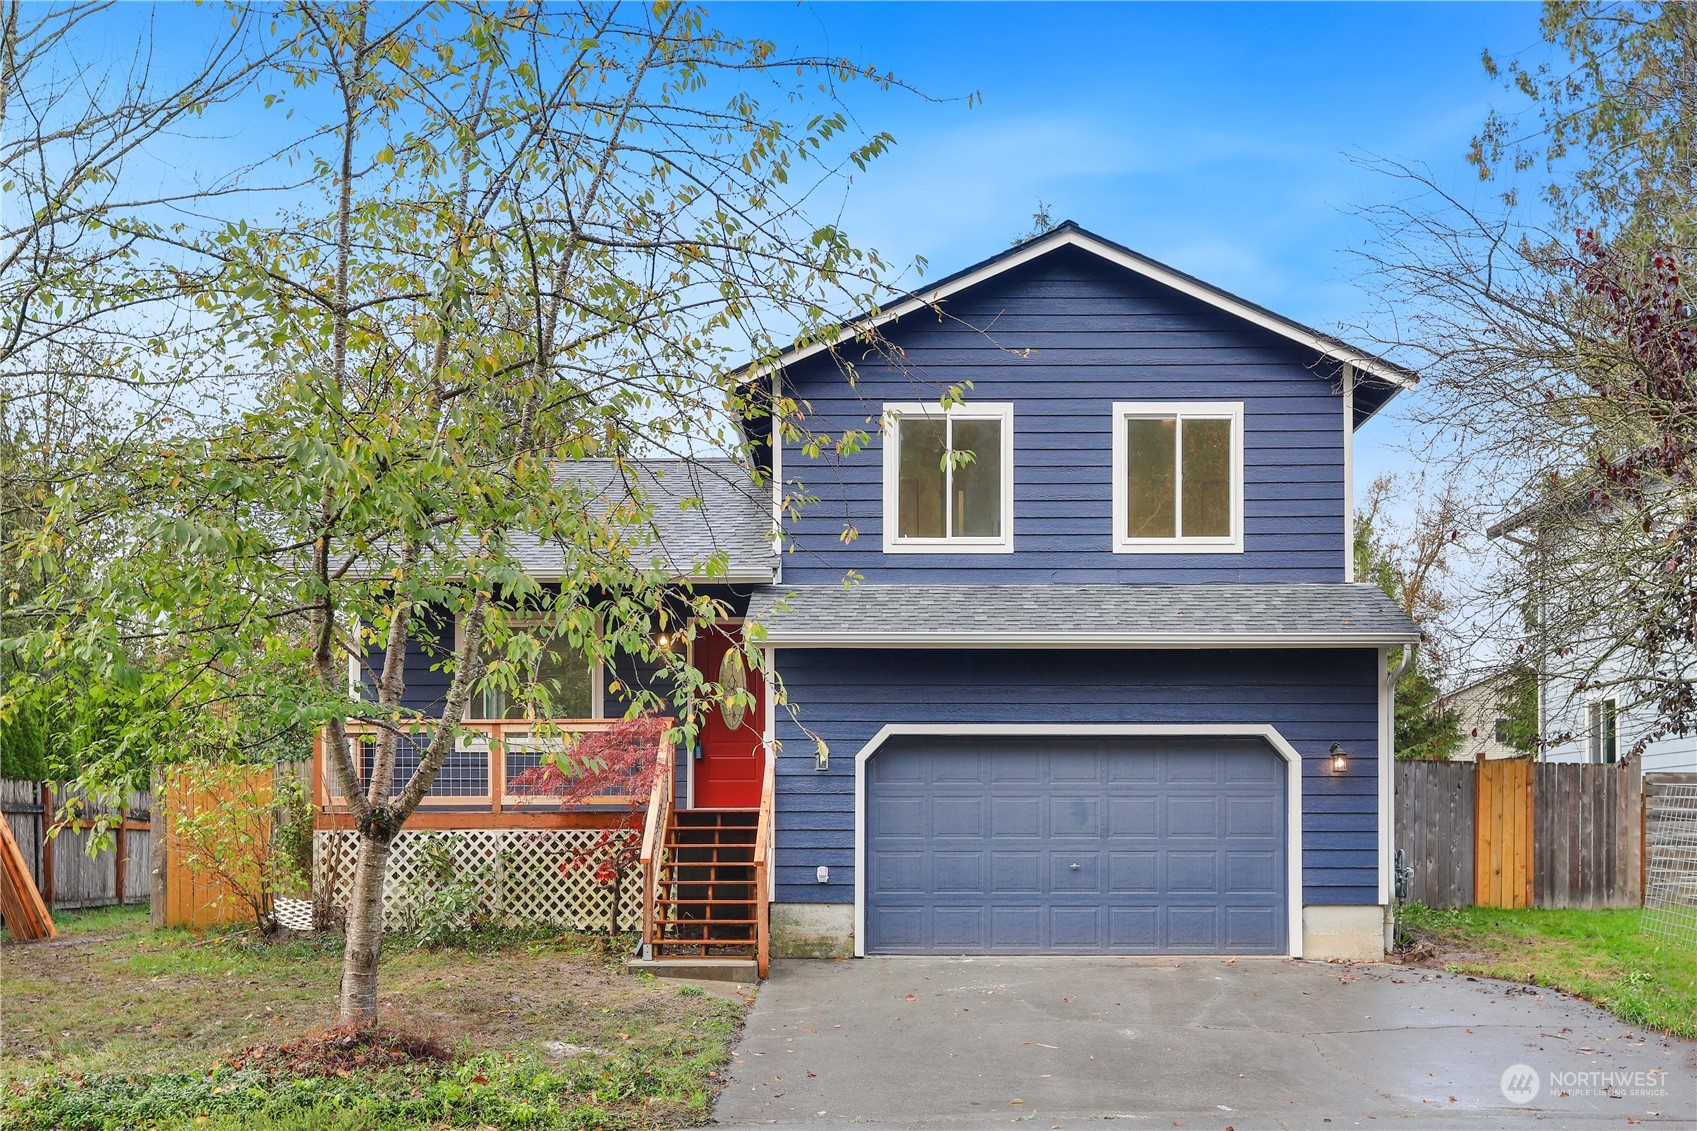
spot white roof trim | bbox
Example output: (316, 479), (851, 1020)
(761, 630), (1420, 649)
(746, 226), (1416, 392)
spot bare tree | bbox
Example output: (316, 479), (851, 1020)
(1, 1), (273, 375)
(1352, 2), (1697, 754)
(1355, 473), (1466, 760)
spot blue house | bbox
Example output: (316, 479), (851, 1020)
(318, 223), (1420, 966)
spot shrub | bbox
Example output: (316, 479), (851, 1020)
(396, 833), (497, 947)
(165, 763), (295, 931)
(508, 716), (667, 935)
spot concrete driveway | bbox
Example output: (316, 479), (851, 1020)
(714, 956), (1696, 1129)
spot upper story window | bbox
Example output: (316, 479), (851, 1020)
(1588, 697), (1619, 764)
(1112, 401), (1244, 554)
(882, 402), (1014, 553)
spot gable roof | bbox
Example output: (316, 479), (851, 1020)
(499, 458), (772, 583)
(743, 220), (1414, 427)
(747, 582), (1422, 648)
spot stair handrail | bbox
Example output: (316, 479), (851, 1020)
(752, 750), (776, 978)
(639, 726), (676, 959)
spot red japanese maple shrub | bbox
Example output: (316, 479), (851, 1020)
(508, 715), (669, 934)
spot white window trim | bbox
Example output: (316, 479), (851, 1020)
(1588, 695), (1619, 765)
(1111, 400), (1245, 554)
(881, 401), (1015, 554)
(454, 614), (605, 722)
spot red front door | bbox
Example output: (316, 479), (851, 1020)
(692, 623), (765, 808)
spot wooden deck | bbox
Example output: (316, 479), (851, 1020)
(313, 718), (645, 832)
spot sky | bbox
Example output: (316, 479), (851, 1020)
(60, 1), (1555, 503)
(702, 1), (1553, 489)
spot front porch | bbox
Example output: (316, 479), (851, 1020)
(311, 718), (772, 975)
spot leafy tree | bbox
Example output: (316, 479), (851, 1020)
(1011, 200), (1056, 245)
(1471, 1), (1697, 249)
(510, 715), (670, 936)
(1353, 478), (1464, 761)
(10, 2), (911, 1027)
(0, 697), (47, 780)
(1493, 662), (1541, 753)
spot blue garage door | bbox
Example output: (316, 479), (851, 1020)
(866, 735), (1287, 954)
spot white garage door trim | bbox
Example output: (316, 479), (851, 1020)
(853, 723), (1305, 958)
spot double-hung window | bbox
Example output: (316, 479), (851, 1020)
(882, 402), (1014, 553)
(1111, 401), (1244, 553)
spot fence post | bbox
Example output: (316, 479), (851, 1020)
(150, 768), (168, 929)
(38, 782), (54, 909)
(114, 802), (128, 906)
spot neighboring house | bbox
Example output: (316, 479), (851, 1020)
(1538, 659), (1696, 774)
(1488, 503), (1697, 776)
(321, 222), (1422, 964)
(1442, 672), (1522, 762)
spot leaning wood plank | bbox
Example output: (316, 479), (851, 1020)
(0, 814), (55, 941)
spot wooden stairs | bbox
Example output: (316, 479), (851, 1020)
(651, 808), (759, 959)
(633, 746), (773, 980)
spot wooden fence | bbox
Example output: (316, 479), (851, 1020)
(156, 764), (282, 931)
(1476, 759), (1534, 908)
(1534, 763), (1644, 910)
(1394, 761), (1475, 908)
(1397, 760), (1646, 910)
(0, 779), (151, 913)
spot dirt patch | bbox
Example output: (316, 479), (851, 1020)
(1389, 927), (1490, 970)
(229, 1023), (453, 1076)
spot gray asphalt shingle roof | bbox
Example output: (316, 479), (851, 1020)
(503, 458), (771, 581)
(746, 583), (1421, 646)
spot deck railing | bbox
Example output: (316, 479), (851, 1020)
(638, 727), (677, 959)
(752, 753), (776, 978)
(316, 718), (650, 815)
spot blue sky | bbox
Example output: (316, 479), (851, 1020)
(78, 1), (1552, 490)
(709, 1), (1551, 485)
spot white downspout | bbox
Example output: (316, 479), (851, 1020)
(1382, 642), (1415, 949)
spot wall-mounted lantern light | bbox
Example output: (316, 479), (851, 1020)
(1329, 742), (1350, 774)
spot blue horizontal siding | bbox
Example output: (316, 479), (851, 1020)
(380, 610), (455, 717)
(777, 246), (1349, 584)
(771, 647), (1381, 908)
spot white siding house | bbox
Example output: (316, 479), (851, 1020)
(1539, 652), (1697, 774)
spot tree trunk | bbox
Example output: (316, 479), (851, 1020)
(338, 830), (393, 1026)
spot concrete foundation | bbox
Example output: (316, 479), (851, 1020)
(770, 902), (1387, 962)
(771, 902), (855, 958)
(1302, 903), (1387, 961)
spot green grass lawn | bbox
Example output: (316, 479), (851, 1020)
(1401, 904), (1697, 1039)
(1, 905), (751, 1130)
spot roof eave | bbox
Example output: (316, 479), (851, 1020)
(756, 630), (1423, 649)
(736, 222), (1418, 393)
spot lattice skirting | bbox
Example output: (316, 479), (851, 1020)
(314, 829), (643, 932)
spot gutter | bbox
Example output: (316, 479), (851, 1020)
(760, 631), (1425, 650)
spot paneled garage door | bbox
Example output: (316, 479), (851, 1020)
(865, 735), (1288, 954)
